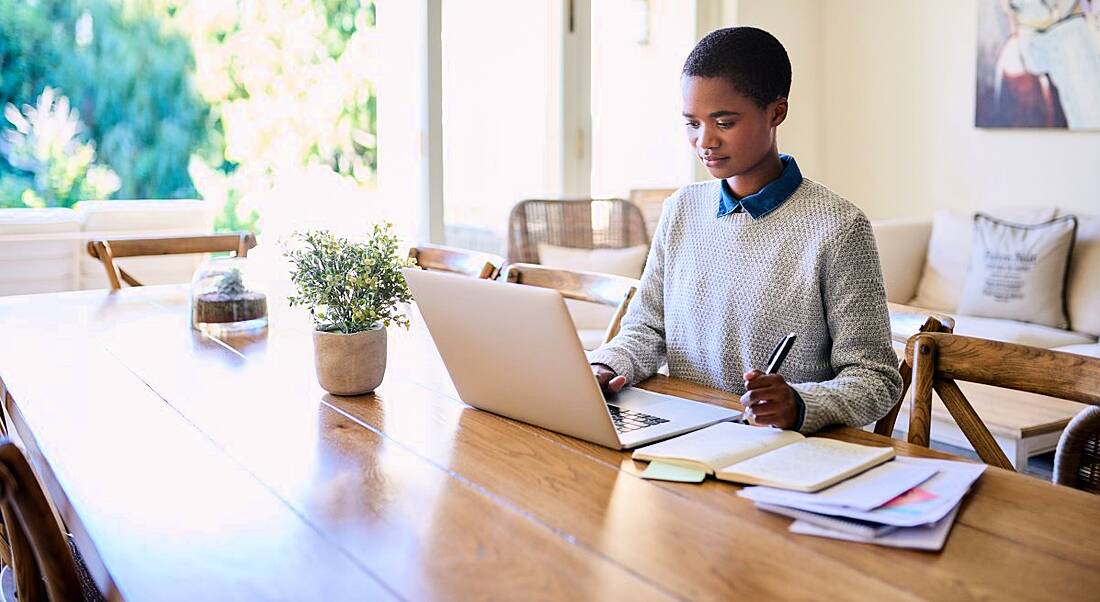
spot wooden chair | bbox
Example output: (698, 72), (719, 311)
(873, 303), (956, 437)
(628, 188), (676, 238)
(906, 332), (1100, 471)
(86, 233), (257, 290)
(502, 263), (638, 345)
(1054, 406), (1100, 494)
(0, 439), (83, 602)
(407, 244), (505, 280)
(506, 198), (648, 265)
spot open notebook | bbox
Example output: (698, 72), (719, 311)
(632, 422), (895, 492)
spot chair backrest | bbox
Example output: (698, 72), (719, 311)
(0, 439), (82, 602)
(506, 199), (648, 265)
(86, 233), (257, 290)
(408, 244), (504, 280)
(872, 303), (956, 437)
(502, 263), (638, 345)
(906, 332), (1100, 471)
(628, 188), (676, 238)
(1054, 406), (1100, 494)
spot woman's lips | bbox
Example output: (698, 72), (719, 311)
(703, 156), (729, 167)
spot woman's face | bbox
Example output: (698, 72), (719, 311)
(681, 75), (785, 179)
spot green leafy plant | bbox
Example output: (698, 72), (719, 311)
(0, 86), (120, 208)
(0, 0), (212, 201)
(0, 0), (378, 224)
(212, 191), (261, 235)
(215, 267), (247, 297)
(285, 224), (413, 334)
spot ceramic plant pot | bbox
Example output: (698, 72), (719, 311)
(312, 326), (387, 395)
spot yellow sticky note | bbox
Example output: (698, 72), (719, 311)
(640, 461), (707, 483)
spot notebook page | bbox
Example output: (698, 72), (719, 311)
(716, 438), (895, 492)
(632, 422), (803, 472)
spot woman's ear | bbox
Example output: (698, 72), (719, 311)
(770, 98), (789, 127)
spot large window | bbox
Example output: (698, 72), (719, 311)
(590, 0), (698, 199)
(434, 0), (701, 253)
(373, 1), (430, 244)
(1, 1), (711, 250)
(440, 0), (563, 254)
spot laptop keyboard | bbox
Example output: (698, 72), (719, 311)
(607, 404), (670, 434)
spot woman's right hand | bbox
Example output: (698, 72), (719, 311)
(592, 364), (627, 394)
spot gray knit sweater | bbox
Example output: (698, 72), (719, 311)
(588, 178), (902, 434)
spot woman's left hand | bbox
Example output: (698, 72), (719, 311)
(740, 370), (798, 429)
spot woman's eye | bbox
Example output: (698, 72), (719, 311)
(717, 121), (734, 129)
(685, 121), (700, 128)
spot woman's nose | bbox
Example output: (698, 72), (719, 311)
(697, 125), (720, 152)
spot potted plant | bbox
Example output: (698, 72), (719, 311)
(285, 225), (413, 395)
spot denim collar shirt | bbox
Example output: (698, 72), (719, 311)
(717, 154), (804, 220)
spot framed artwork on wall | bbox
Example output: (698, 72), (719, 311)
(976, 0), (1100, 129)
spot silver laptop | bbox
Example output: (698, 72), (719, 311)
(403, 268), (739, 449)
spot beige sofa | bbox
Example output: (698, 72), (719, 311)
(872, 209), (1099, 468)
(0, 200), (216, 296)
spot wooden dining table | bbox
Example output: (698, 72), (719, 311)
(0, 284), (1098, 601)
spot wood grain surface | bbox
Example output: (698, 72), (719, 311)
(1, 285), (1098, 601)
(408, 244), (504, 280)
(906, 332), (1100, 407)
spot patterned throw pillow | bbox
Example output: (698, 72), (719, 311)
(910, 208), (1057, 311)
(957, 213), (1077, 329)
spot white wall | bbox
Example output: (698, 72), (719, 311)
(822, 0), (1100, 219)
(589, 0), (700, 197)
(728, 0), (1100, 219)
(730, 0), (825, 181)
(440, 0), (563, 249)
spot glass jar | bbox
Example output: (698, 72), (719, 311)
(189, 256), (269, 335)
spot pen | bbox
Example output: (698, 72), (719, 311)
(737, 332), (797, 425)
(764, 332), (797, 376)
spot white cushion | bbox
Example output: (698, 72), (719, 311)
(952, 314), (1096, 348)
(957, 214), (1076, 329)
(76, 199), (215, 231)
(871, 218), (932, 304)
(536, 243), (647, 332)
(0, 207), (80, 231)
(0, 208), (81, 294)
(536, 243), (648, 278)
(911, 208), (1057, 311)
(2, 257), (73, 280)
(1052, 344), (1100, 359)
(1066, 214), (1100, 336)
(577, 328), (608, 351)
(564, 299), (617, 331)
(75, 200), (217, 289)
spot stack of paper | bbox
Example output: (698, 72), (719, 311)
(737, 457), (985, 551)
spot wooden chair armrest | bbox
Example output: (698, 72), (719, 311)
(904, 333), (1100, 406)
